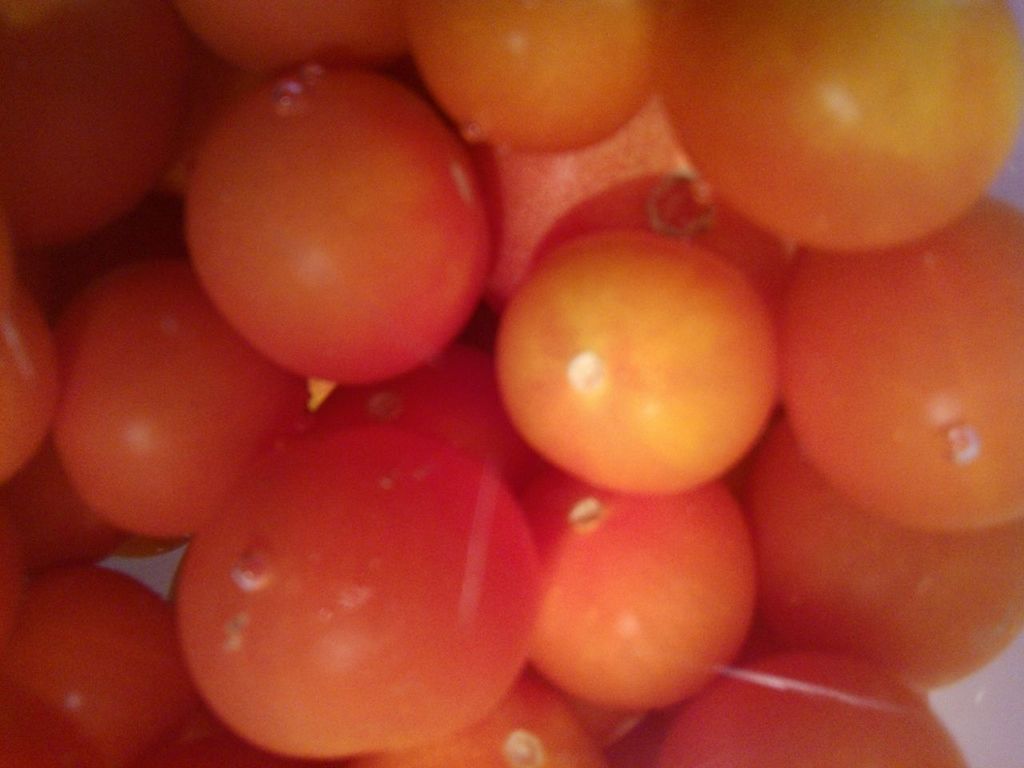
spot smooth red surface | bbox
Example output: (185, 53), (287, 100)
(54, 259), (308, 537)
(522, 470), (756, 709)
(186, 67), (490, 383)
(0, 566), (198, 767)
(781, 198), (1024, 530)
(176, 426), (540, 758)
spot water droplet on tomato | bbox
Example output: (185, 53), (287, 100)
(231, 548), (272, 593)
(646, 171), (715, 238)
(568, 496), (605, 532)
(567, 350), (606, 393)
(503, 729), (546, 768)
(271, 78), (308, 116)
(946, 422), (981, 466)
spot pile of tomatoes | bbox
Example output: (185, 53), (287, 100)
(1, 2), (1023, 766)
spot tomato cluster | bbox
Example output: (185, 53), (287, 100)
(1, 1), (1023, 766)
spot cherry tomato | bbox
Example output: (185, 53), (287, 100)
(405, 0), (656, 151)
(655, 0), (1024, 250)
(746, 418), (1024, 687)
(0, 685), (104, 768)
(0, 439), (124, 572)
(0, 565), (198, 767)
(54, 259), (308, 537)
(657, 652), (967, 768)
(176, 426), (540, 758)
(496, 230), (777, 494)
(0, 0), (191, 249)
(186, 67), (490, 383)
(781, 198), (1024, 530)
(522, 469), (756, 709)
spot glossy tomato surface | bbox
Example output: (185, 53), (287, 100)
(497, 230), (777, 494)
(781, 198), (1024, 531)
(176, 426), (540, 758)
(186, 67), (490, 383)
(656, 0), (1023, 250)
(658, 652), (967, 768)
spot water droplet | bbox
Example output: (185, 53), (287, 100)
(366, 390), (403, 421)
(412, 464), (434, 481)
(231, 548), (272, 593)
(568, 496), (605, 532)
(460, 121), (487, 143)
(946, 422), (981, 466)
(223, 612), (250, 652)
(567, 350), (605, 393)
(503, 729), (546, 768)
(646, 171), (715, 238)
(272, 78), (308, 116)
(63, 691), (84, 712)
(378, 471), (397, 490)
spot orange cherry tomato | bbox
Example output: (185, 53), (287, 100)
(497, 230), (777, 493)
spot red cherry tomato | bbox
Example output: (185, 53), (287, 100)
(0, 566), (199, 767)
(781, 198), (1024, 530)
(176, 426), (540, 758)
(0, 0), (191, 249)
(522, 469), (756, 710)
(54, 259), (308, 537)
(186, 67), (490, 383)
(746, 418), (1024, 687)
(657, 652), (967, 768)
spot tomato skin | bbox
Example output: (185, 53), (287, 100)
(186, 68), (490, 383)
(522, 470), (756, 710)
(314, 344), (542, 489)
(405, 0), (655, 151)
(0, 439), (124, 571)
(496, 230), (777, 494)
(348, 673), (607, 768)
(657, 652), (967, 768)
(53, 259), (308, 538)
(176, 426), (540, 758)
(781, 198), (1024, 530)
(0, 0), (191, 249)
(747, 419), (1024, 687)
(655, 1), (1024, 250)
(0, 287), (58, 484)
(0, 566), (199, 767)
